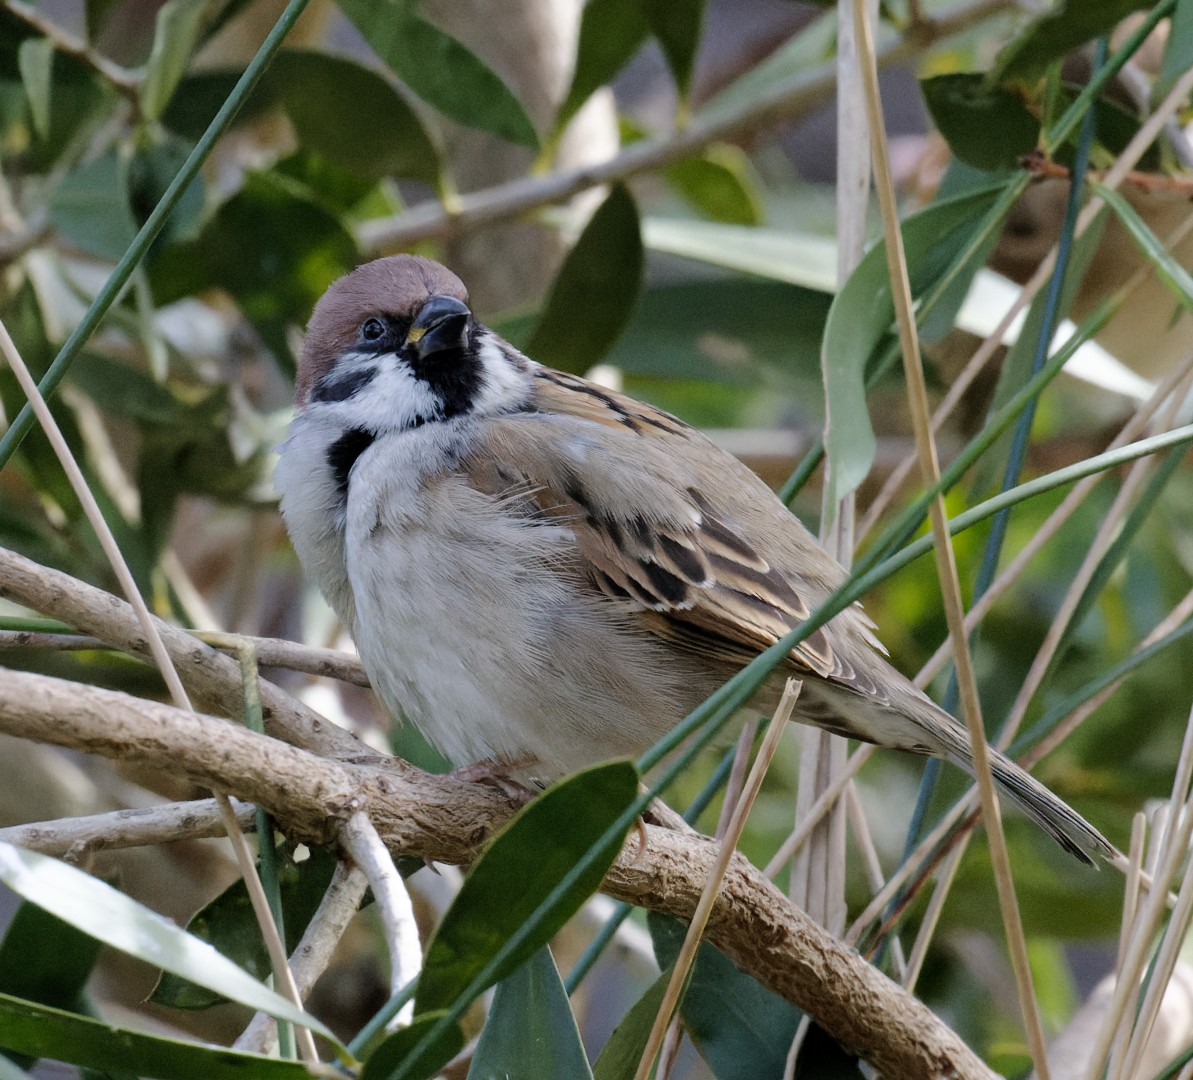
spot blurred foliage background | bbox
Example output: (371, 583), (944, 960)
(3, 0), (1193, 1077)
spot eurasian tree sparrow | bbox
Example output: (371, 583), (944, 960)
(275, 255), (1112, 865)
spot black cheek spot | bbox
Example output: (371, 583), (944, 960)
(312, 366), (378, 404)
(328, 428), (376, 498)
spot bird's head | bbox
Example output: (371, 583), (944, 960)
(295, 255), (531, 433)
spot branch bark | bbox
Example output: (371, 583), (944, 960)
(0, 546), (363, 759)
(0, 667), (996, 1079)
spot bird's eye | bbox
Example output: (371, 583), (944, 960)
(361, 318), (385, 342)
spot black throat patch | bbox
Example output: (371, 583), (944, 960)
(408, 325), (485, 420)
(327, 428), (377, 499)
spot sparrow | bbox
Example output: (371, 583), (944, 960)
(275, 254), (1113, 865)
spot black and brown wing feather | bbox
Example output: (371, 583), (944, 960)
(469, 368), (887, 701)
(461, 365), (1114, 865)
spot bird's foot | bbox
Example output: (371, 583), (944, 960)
(447, 757), (538, 805)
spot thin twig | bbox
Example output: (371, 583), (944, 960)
(0, 628), (371, 686)
(634, 681), (801, 1080)
(902, 841), (965, 992)
(1106, 812), (1149, 1079)
(0, 212), (50, 267)
(340, 812), (421, 1027)
(1, 0), (140, 99)
(846, 785), (907, 984)
(1026, 157), (1193, 195)
(235, 861), (369, 1055)
(0, 798), (255, 855)
(852, 1), (1050, 1073)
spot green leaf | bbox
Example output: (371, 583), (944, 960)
(152, 845), (337, 1009)
(921, 73), (1040, 171)
(641, 217), (836, 293)
(268, 51), (440, 187)
(0, 903), (102, 1014)
(994, 0), (1154, 86)
(336, 0), (538, 147)
(1093, 181), (1193, 314)
(8, 48), (111, 171)
(525, 184), (643, 372)
(49, 150), (137, 262)
(597, 279), (827, 392)
(0, 842), (335, 1040)
(592, 969), (671, 1080)
(639, 0), (705, 100)
(664, 145), (763, 226)
(1157, 0), (1193, 101)
(415, 760), (639, 1015)
(0, 992), (312, 1080)
(554, 0), (648, 137)
(649, 913), (800, 1080)
(149, 169), (359, 368)
(820, 182), (1007, 508)
(129, 133), (206, 248)
(162, 53), (440, 187)
(466, 948), (593, 1080)
(361, 1011), (465, 1080)
(17, 37), (54, 141)
(139, 0), (207, 121)
(159, 71), (271, 139)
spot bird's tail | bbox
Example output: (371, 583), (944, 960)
(792, 675), (1115, 864)
(942, 738), (1114, 867)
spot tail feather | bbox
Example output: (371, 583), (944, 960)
(945, 743), (1114, 867)
(790, 675), (1115, 864)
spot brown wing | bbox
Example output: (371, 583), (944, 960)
(462, 367), (889, 698)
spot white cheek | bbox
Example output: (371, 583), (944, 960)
(325, 351), (442, 432)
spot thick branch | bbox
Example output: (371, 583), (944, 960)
(0, 668), (995, 1079)
(0, 546), (363, 759)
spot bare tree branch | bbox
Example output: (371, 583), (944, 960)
(356, 0), (1014, 253)
(235, 862), (370, 1057)
(0, 666), (996, 1079)
(0, 799), (254, 856)
(0, 546), (364, 759)
(0, 630), (370, 688)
